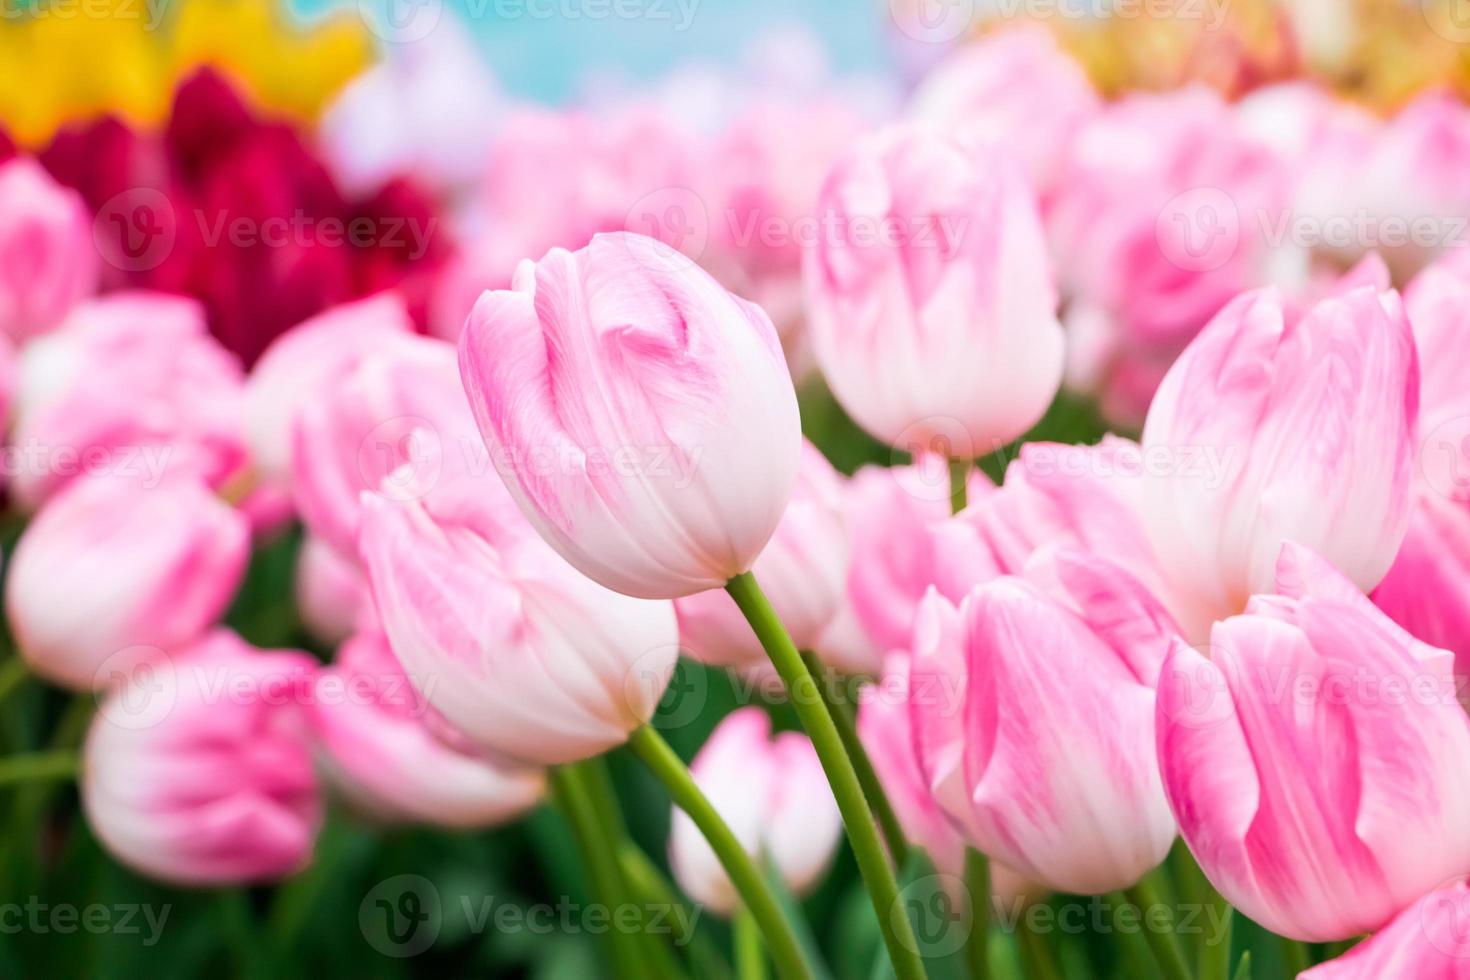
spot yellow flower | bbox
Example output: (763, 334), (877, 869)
(0, 0), (373, 148)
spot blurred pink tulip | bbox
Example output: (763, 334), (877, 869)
(305, 628), (546, 827)
(458, 232), (801, 599)
(358, 460), (680, 766)
(907, 26), (1098, 198)
(291, 333), (478, 558)
(295, 535), (370, 647)
(676, 441), (847, 670)
(1300, 877), (1470, 978)
(82, 630), (321, 886)
(6, 474), (250, 690)
(805, 127), (1065, 456)
(909, 580), (1175, 895)
(11, 292), (248, 509)
(0, 157), (98, 342)
(669, 708), (841, 915)
(1140, 282), (1419, 639)
(244, 293), (415, 488)
(1157, 544), (1470, 942)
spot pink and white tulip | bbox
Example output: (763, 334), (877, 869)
(82, 630), (321, 886)
(804, 128), (1065, 457)
(907, 26), (1098, 198)
(457, 232), (801, 599)
(244, 292), (414, 487)
(292, 333), (478, 558)
(358, 460), (680, 766)
(11, 292), (248, 509)
(1157, 544), (1470, 941)
(6, 474), (250, 690)
(1300, 877), (1470, 978)
(305, 628), (546, 827)
(676, 441), (847, 670)
(0, 157), (98, 343)
(909, 579), (1176, 895)
(1140, 282), (1418, 639)
(295, 535), (370, 647)
(669, 708), (841, 915)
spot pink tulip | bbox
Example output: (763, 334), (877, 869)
(1140, 282), (1418, 639)
(11, 292), (248, 509)
(358, 458), (680, 766)
(0, 157), (98, 342)
(457, 231), (801, 599)
(909, 578), (1176, 895)
(676, 440), (847, 670)
(305, 628), (545, 827)
(670, 708), (841, 915)
(907, 26), (1098, 198)
(1300, 876), (1470, 978)
(1157, 544), (1470, 941)
(82, 630), (322, 886)
(804, 127), (1065, 457)
(244, 292), (414, 487)
(859, 653), (1036, 902)
(6, 474), (250, 690)
(292, 332), (478, 558)
(295, 535), (370, 647)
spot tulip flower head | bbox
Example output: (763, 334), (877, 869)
(458, 231), (802, 599)
(358, 458), (681, 767)
(1157, 544), (1470, 941)
(669, 708), (842, 915)
(305, 628), (546, 828)
(82, 630), (321, 886)
(804, 127), (1066, 459)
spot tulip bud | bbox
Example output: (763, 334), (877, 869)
(1157, 544), (1470, 941)
(305, 628), (545, 827)
(1299, 877), (1470, 978)
(82, 630), (322, 885)
(675, 441), (847, 670)
(291, 333), (478, 558)
(804, 127), (1065, 457)
(1140, 283), (1419, 638)
(295, 535), (369, 647)
(11, 292), (248, 509)
(907, 25), (1097, 197)
(457, 232), (801, 599)
(909, 580), (1175, 895)
(0, 157), (97, 342)
(669, 708), (841, 915)
(6, 474), (250, 690)
(358, 460), (680, 766)
(244, 293), (415, 487)
(859, 653), (1037, 902)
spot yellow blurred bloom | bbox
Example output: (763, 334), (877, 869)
(0, 0), (373, 148)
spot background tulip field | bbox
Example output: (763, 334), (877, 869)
(9, 1), (1470, 979)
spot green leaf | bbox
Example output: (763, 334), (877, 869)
(1232, 951), (1252, 980)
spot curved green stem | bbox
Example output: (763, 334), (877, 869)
(1124, 874), (1194, 980)
(0, 751), (79, 786)
(963, 849), (990, 980)
(0, 657), (29, 707)
(1280, 938), (1311, 977)
(626, 726), (813, 980)
(734, 905), (767, 980)
(1017, 923), (1063, 980)
(550, 764), (648, 980)
(801, 652), (909, 867)
(726, 572), (927, 980)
